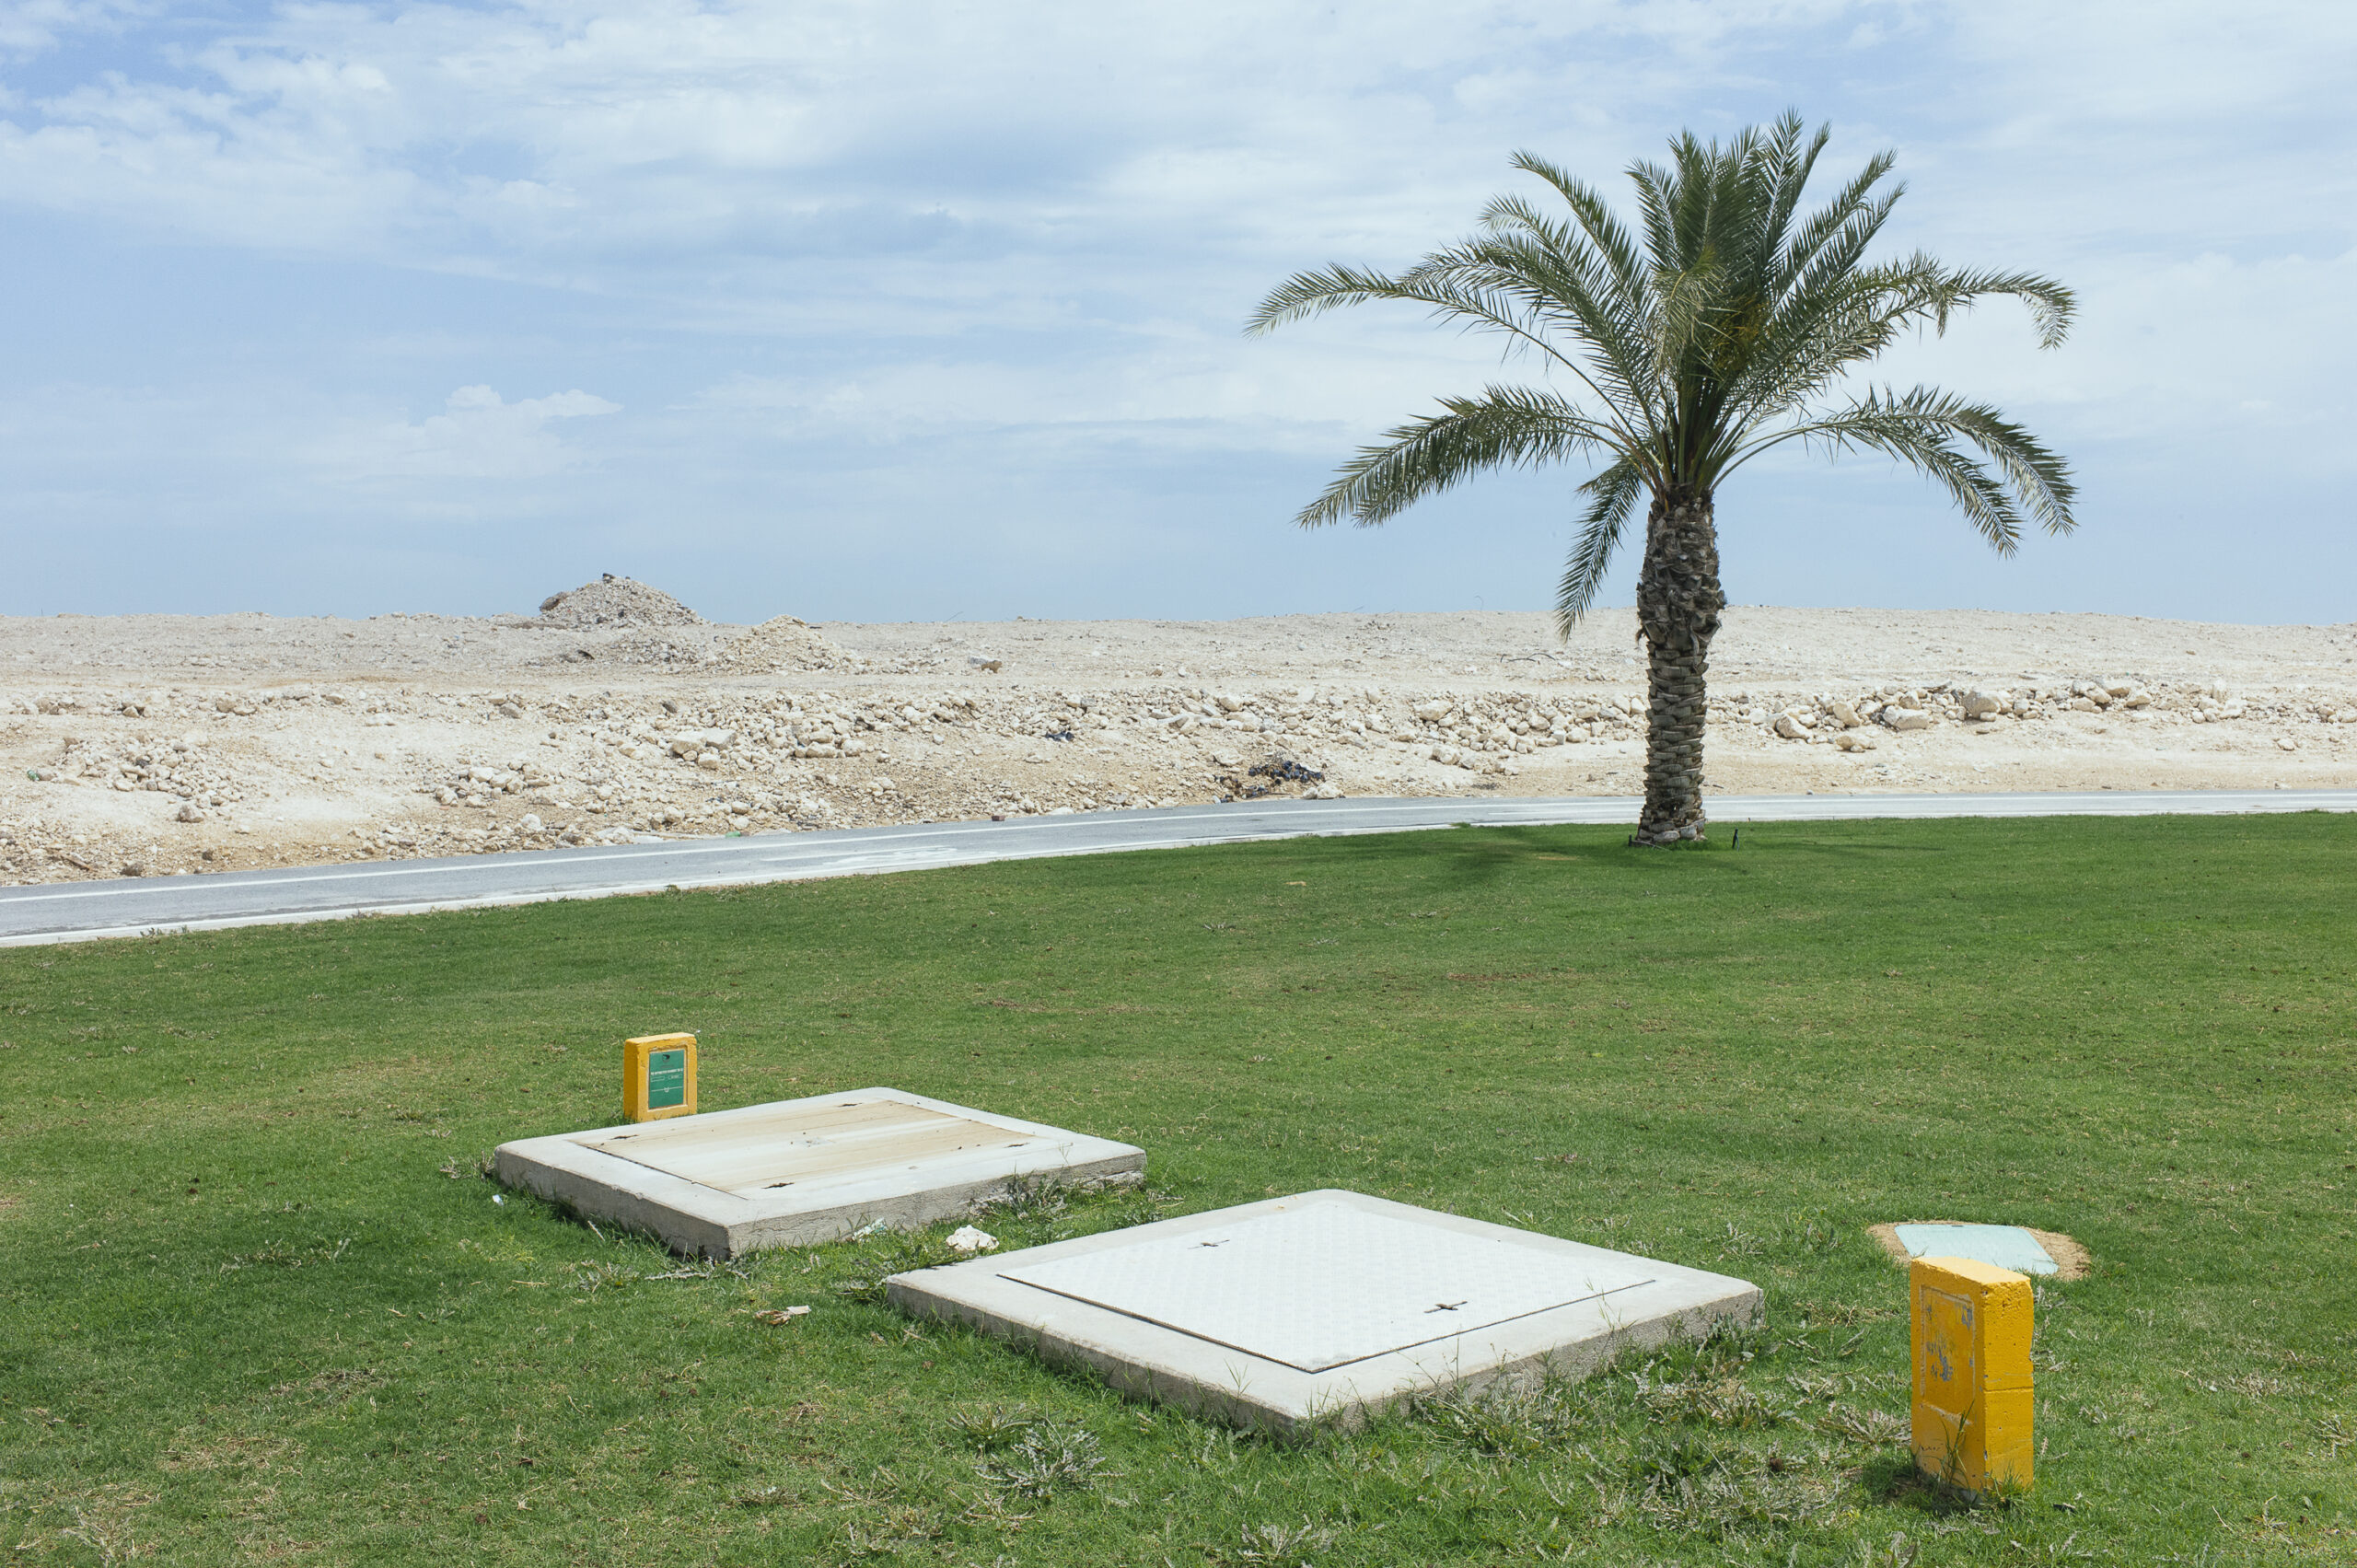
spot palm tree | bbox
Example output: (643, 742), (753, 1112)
(1248, 113), (2075, 845)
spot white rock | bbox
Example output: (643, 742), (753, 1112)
(1772, 713), (1808, 739)
(2119, 689), (2152, 709)
(1215, 692), (1248, 713)
(2277, 737), (2297, 751)
(946, 1225), (998, 1253)
(2104, 679), (2135, 697)
(1836, 731), (1875, 752)
(1829, 700), (1864, 727)
(1883, 706), (1932, 731)
(520, 813), (543, 832)
(175, 803), (206, 822)
(1958, 689), (2004, 718)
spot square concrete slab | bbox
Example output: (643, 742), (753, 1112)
(888, 1190), (1761, 1435)
(1891, 1223), (2058, 1276)
(494, 1087), (1144, 1258)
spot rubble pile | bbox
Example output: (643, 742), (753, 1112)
(536, 575), (702, 630)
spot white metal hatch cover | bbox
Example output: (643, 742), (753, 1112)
(998, 1196), (1655, 1372)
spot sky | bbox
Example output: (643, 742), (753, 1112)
(0, 0), (2350, 627)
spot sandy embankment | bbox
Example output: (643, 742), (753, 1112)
(1, 577), (2351, 884)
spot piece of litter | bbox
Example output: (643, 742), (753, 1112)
(946, 1225), (998, 1254)
(492, 1194), (505, 1205)
(754, 1306), (812, 1325)
(849, 1220), (886, 1239)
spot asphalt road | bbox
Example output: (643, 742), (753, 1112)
(4, 788), (2351, 947)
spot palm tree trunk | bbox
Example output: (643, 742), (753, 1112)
(1631, 486), (1725, 846)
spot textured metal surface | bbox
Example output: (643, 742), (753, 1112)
(1000, 1197), (1655, 1372)
(1893, 1224), (2058, 1276)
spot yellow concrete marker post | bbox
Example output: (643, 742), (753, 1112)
(623, 1033), (698, 1123)
(1910, 1255), (2033, 1499)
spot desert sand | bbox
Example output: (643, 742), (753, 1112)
(2, 576), (2351, 883)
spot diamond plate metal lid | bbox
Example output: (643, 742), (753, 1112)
(999, 1196), (1655, 1372)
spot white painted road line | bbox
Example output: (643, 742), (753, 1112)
(3, 789), (2350, 947)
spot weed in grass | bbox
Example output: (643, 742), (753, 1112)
(571, 1259), (640, 1292)
(1626, 1428), (1736, 1486)
(1817, 1402), (1910, 1447)
(974, 1423), (1107, 1500)
(1717, 1220), (1766, 1258)
(60, 1501), (140, 1567)
(1417, 1380), (1587, 1455)
(1640, 1373), (1785, 1430)
(972, 1174), (1074, 1224)
(832, 1505), (945, 1561)
(730, 1482), (799, 1509)
(832, 1232), (965, 1302)
(950, 1404), (1041, 1452)
(1852, 1532), (1922, 1567)
(1225, 1517), (1337, 1564)
(220, 1235), (348, 1272)
(643, 1256), (751, 1282)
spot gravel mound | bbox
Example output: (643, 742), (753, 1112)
(713, 616), (861, 673)
(537, 575), (702, 630)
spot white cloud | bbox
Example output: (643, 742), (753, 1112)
(313, 385), (621, 480)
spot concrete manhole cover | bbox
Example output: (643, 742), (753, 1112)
(495, 1087), (1144, 1257)
(1002, 1202), (1658, 1372)
(891, 1190), (1759, 1434)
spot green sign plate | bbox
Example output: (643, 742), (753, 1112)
(646, 1048), (687, 1109)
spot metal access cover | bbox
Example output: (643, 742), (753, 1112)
(1001, 1197), (1655, 1372)
(891, 1189), (1763, 1435)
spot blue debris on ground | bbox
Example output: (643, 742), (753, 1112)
(1891, 1223), (2060, 1277)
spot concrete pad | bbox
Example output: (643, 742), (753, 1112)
(1891, 1223), (2058, 1276)
(888, 1190), (1760, 1436)
(494, 1087), (1144, 1258)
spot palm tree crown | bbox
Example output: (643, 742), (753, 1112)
(1249, 112), (2075, 844)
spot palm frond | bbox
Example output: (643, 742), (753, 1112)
(1295, 388), (1615, 530)
(1730, 385), (2079, 549)
(1555, 459), (1644, 634)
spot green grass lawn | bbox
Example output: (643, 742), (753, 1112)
(1, 814), (2351, 1565)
